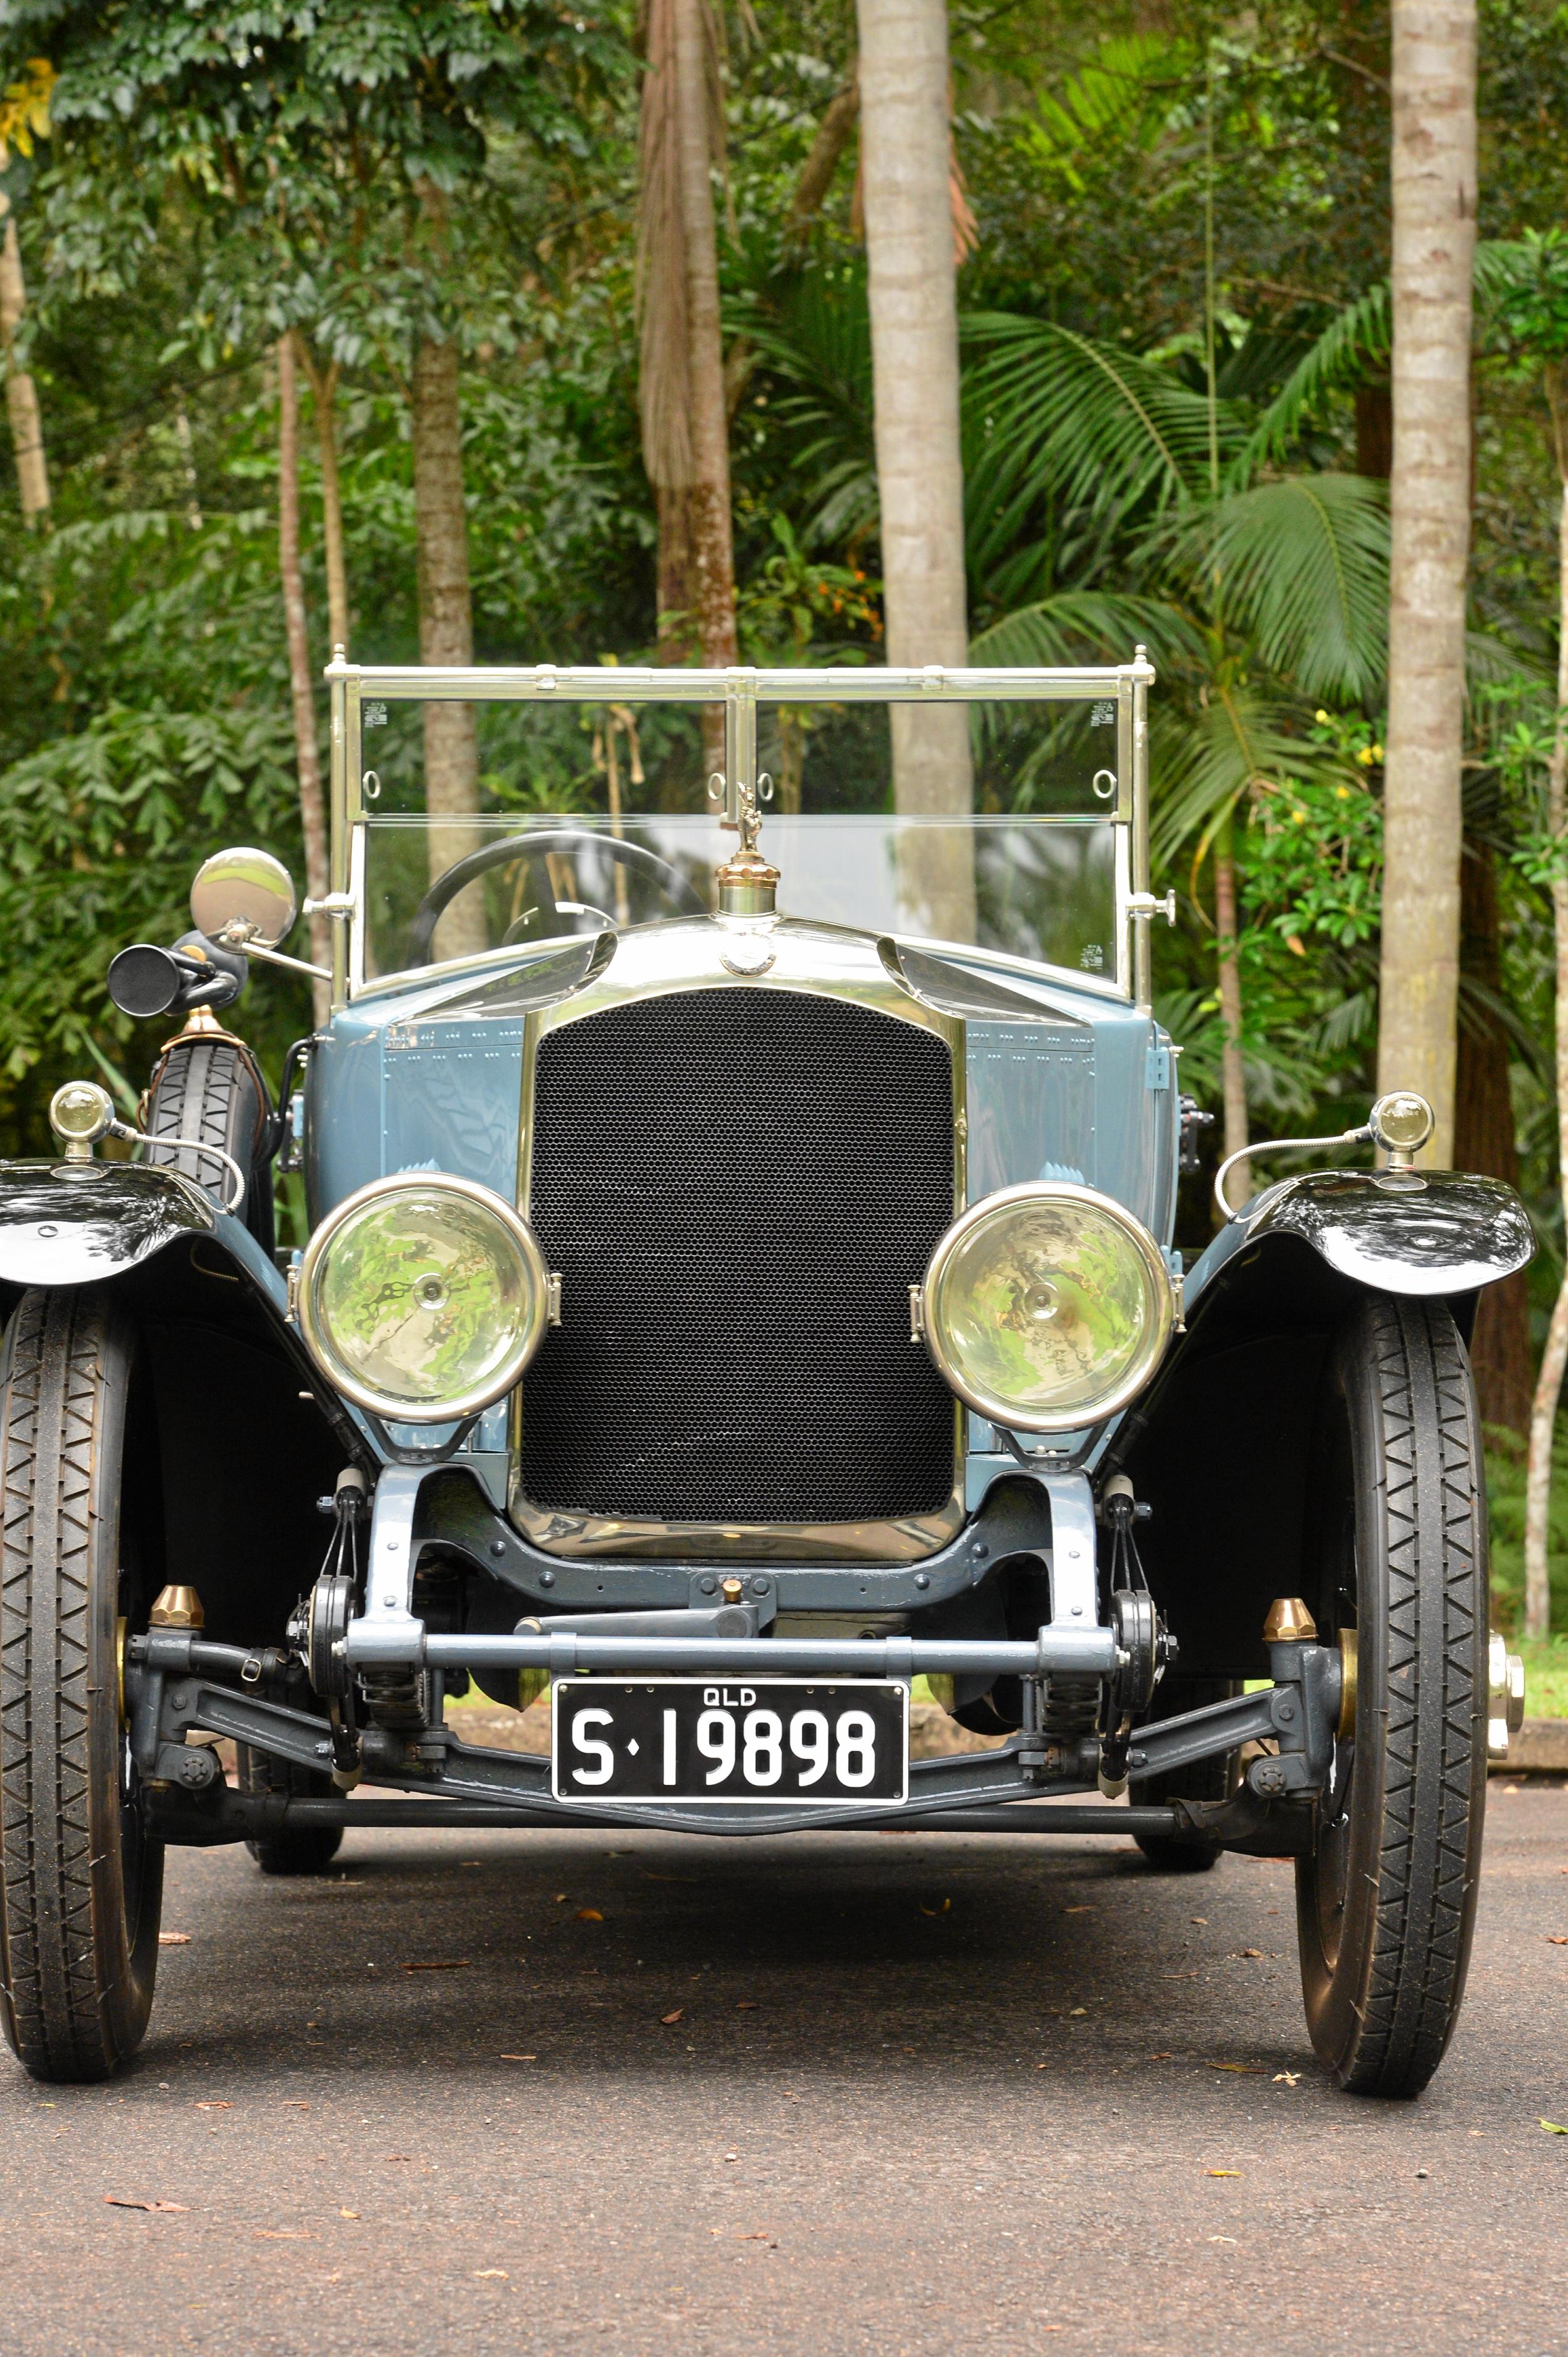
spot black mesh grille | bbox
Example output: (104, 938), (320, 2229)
(518, 988), (956, 1525)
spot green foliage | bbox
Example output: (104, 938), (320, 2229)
(1487, 1426), (1568, 1639)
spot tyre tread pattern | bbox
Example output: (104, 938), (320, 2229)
(1341, 1296), (1485, 2095)
(0, 1293), (133, 2079)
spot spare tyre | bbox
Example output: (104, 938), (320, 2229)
(141, 1028), (276, 1255)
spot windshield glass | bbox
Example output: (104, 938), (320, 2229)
(353, 692), (1126, 989)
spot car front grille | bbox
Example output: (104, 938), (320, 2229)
(517, 986), (957, 1526)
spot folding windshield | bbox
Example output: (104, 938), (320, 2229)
(324, 662), (1155, 1004)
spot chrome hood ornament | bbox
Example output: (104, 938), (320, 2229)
(708, 763), (780, 917)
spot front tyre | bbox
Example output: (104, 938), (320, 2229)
(0, 1291), (164, 2081)
(1296, 1295), (1487, 2098)
(1129, 1675), (1241, 1872)
(236, 1745), (344, 1876)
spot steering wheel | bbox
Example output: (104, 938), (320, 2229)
(408, 829), (707, 962)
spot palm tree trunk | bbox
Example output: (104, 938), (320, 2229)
(295, 337), (349, 656)
(637, 0), (735, 771)
(276, 336), (332, 1026)
(411, 326), (487, 960)
(1376, 0), (1477, 1165)
(1455, 837), (1532, 1434)
(856, 0), (974, 944)
(672, 0), (736, 695)
(1213, 813), (1249, 1211)
(0, 205), (49, 525)
(1524, 457), (1568, 1642)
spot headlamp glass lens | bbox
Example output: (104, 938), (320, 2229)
(929, 1191), (1166, 1425)
(312, 1187), (540, 1412)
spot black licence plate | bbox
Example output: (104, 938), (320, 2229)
(551, 1680), (909, 1806)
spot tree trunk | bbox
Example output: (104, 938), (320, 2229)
(1454, 836), (1532, 1434)
(1524, 463), (1568, 1641)
(673, 0), (737, 695)
(655, 481), (696, 667)
(856, 0), (975, 944)
(1376, 0), (1477, 1166)
(276, 337), (332, 1028)
(1355, 379), (1393, 480)
(411, 328), (487, 960)
(0, 205), (49, 525)
(786, 71), (860, 240)
(1213, 813), (1249, 1212)
(296, 337), (349, 656)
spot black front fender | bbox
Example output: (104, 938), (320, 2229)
(1187, 1167), (1533, 1314)
(0, 1158), (373, 1646)
(0, 1156), (371, 1476)
(0, 1158), (232, 1292)
(1111, 1168), (1533, 1684)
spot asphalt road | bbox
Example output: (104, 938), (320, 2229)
(1, 1785), (1564, 2357)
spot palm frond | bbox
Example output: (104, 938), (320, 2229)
(969, 592), (1202, 673)
(961, 313), (1233, 574)
(1465, 627), (1553, 692)
(1150, 687), (1323, 866)
(1234, 286), (1389, 481)
(734, 271), (877, 544)
(1236, 239), (1530, 482)
(1168, 474), (1389, 703)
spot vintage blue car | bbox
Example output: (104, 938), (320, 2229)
(0, 655), (1530, 2095)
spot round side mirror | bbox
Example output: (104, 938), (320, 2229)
(190, 847), (297, 950)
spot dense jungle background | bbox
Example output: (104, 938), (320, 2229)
(1, 0), (1566, 1650)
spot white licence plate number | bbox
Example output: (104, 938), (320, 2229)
(550, 1680), (909, 1805)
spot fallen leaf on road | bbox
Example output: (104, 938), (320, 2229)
(1273, 2073), (1300, 2086)
(279, 2102), (310, 2111)
(660, 2009), (685, 2026)
(919, 1898), (951, 1916)
(1206, 2170), (1242, 2178)
(158, 1932), (191, 1947)
(576, 1908), (604, 1923)
(1149, 2053), (1175, 2062)
(735, 2000), (759, 2010)
(194, 2101), (231, 2111)
(1068, 2007), (1087, 2018)
(1208, 2235), (1237, 2245)
(1208, 2063), (1263, 2075)
(1063, 1905), (1093, 1915)
(1236, 1949), (1265, 1960)
(474, 2270), (508, 2279)
(339, 2209), (360, 2219)
(105, 2198), (189, 2213)
(1546, 1936), (1568, 1945)
(1190, 1918), (1208, 1926)
(500, 2054), (537, 2063)
(1541, 2120), (1568, 2135)
(736, 2233), (777, 2246)
(554, 1892), (568, 1903)
(400, 1960), (471, 1972)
